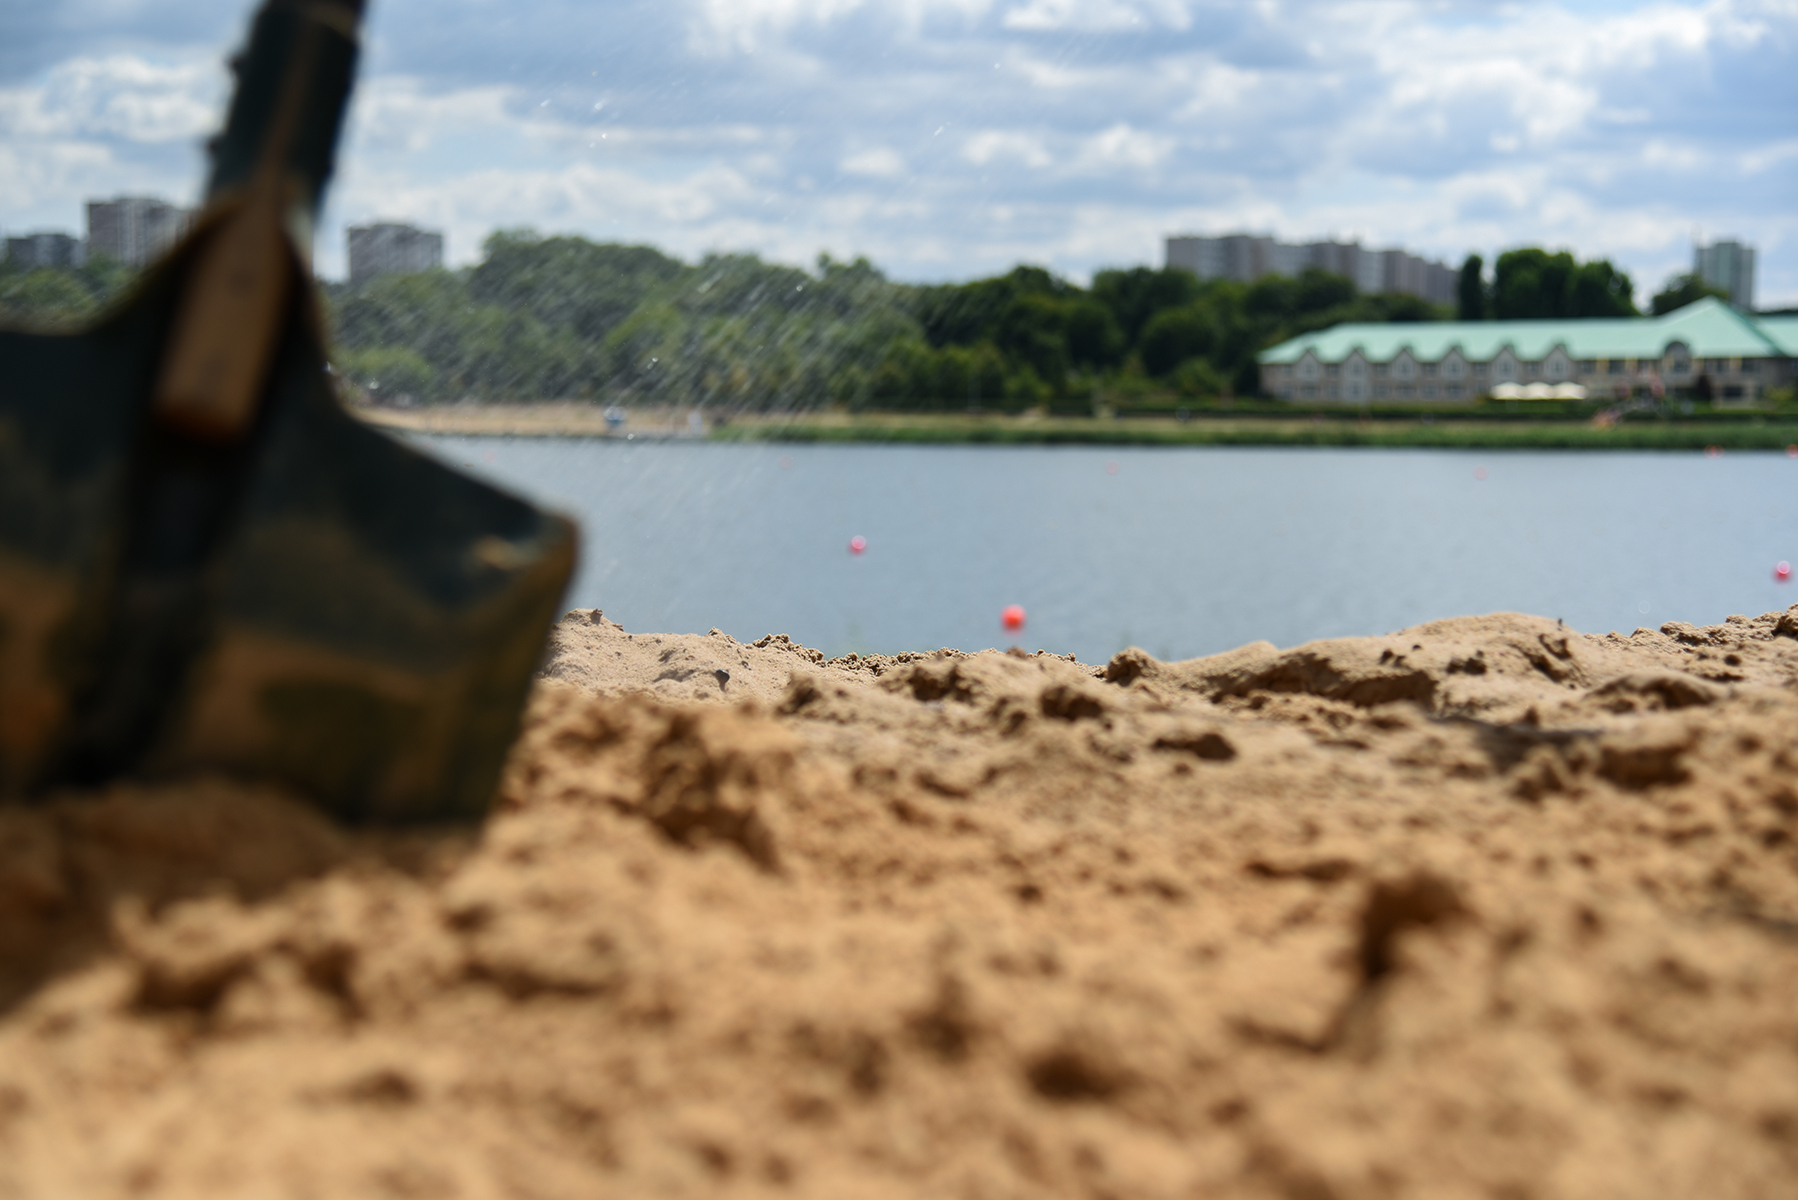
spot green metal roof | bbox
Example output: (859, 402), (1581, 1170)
(1753, 314), (1798, 356)
(1258, 298), (1787, 365)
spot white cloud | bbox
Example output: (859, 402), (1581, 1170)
(1001, 0), (1191, 32)
(0, 53), (221, 143)
(1742, 138), (1798, 174)
(840, 146), (908, 177)
(1075, 123), (1174, 172)
(961, 130), (1053, 169)
(4, 0), (1796, 303)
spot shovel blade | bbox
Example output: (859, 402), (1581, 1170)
(0, 255), (575, 822)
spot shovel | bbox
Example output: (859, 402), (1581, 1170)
(0, 0), (577, 823)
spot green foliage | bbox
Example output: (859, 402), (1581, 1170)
(1492, 248), (1636, 319)
(315, 232), (1472, 409)
(1651, 273), (1732, 315)
(0, 254), (136, 326)
(334, 345), (436, 398)
(1457, 254), (1485, 320)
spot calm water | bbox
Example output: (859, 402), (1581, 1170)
(414, 438), (1797, 664)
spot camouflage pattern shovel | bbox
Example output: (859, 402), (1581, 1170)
(0, 0), (576, 822)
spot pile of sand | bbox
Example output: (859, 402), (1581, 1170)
(3, 607), (1797, 1197)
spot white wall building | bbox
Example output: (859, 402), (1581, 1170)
(1258, 299), (1796, 406)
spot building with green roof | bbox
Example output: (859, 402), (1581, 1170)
(1256, 298), (1793, 405)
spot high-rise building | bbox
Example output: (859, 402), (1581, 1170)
(1694, 239), (1755, 310)
(85, 197), (193, 267)
(4, 232), (83, 270)
(347, 223), (444, 283)
(1165, 234), (1455, 306)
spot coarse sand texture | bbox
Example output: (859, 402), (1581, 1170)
(2, 607), (1798, 1197)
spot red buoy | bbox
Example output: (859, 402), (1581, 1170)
(1777, 561), (1792, 583)
(1001, 604), (1026, 633)
(848, 535), (867, 555)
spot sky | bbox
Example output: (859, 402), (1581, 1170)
(1, 0), (1794, 304)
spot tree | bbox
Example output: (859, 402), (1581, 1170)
(1090, 266), (1200, 346)
(1457, 254), (1485, 320)
(1493, 248), (1636, 319)
(1063, 299), (1125, 369)
(1139, 304), (1218, 377)
(1568, 259), (1635, 317)
(1651, 274), (1731, 315)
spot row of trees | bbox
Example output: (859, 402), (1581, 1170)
(323, 232), (1457, 411)
(0, 234), (1738, 410)
(1453, 248), (1730, 321)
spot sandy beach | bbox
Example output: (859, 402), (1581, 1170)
(2, 606), (1796, 1196)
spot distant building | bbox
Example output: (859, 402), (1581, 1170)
(1166, 234), (1456, 306)
(347, 223), (443, 283)
(1695, 239), (1755, 310)
(86, 197), (192, 267)
(4, 232), (83, 270)
(1258, 298), (1797, 406)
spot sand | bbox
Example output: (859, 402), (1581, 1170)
(2, 606), (1797, 1198)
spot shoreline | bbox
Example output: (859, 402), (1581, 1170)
(354, 402), (1798, 450)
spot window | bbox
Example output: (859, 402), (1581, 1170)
(1607, 360), (1623, 375)
(1445, 360), (1464, 378)
(1446, 385), (1463, 399)
(1375, 385), (1389, 399)
(1395, 360), (1413, 378)
(1471, 363), (1487, 377)
(1302, 385), (1318, 398)
(1578, 360), (1596, 373)
(1423, 385), (1436, 399)
(1741, 359), (1759, 374)
(1421, 363), (1436, 377)
(1373, 364), (1388, 378)
(1522, 361), (1540, 377)
(1325, 364), (1340, 378)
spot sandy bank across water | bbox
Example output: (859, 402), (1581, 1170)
(2, 608), (1797, 1196)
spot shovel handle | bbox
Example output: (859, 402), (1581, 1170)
(152, 1), (366, 441)
(205, 0), (366, 233)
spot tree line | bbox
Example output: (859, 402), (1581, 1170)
(1454, 248), (1729, 321)
(0, 233), (1734, 410)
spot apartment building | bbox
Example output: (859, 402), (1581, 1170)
(1166, 234), (1456, 306)
(1258, 299), (1795, 405)
(347, 223), (444, 283)
(1695, 239), (1755, 310)
(4, 232), (82, 269)
(86, 197), (193, 267)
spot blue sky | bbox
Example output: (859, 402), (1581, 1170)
(2, 0), (1794, 304)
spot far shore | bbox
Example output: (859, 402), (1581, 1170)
(352, 401), (1798, 451)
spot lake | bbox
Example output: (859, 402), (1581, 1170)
(413, 437), (1797, 664)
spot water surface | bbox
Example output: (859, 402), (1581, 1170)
(416, 438), (1796, 664)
